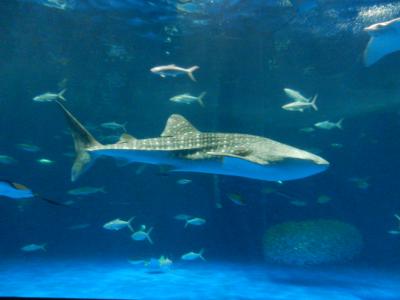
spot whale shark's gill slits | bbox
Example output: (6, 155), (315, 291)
(56, 101), (102, 181)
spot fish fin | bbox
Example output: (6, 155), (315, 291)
(187, 66), (199, 82)
(161, 114), (200, 137)
(56, 101), (102, 181)
(310, 94), (318, 111)
(58, 89), (67, 101)
(336, 118), (344, 129)
(100, 187), (106, 193)
(197, 92), (206, 107)
(160, 74), (166, 78)
(41, 244), (47, 251)
(127, 217), (135, 232)
(207, 151), (268, 165)
(184, 221), (189, 228)
(364, 33), (400, 66)
(395, 214), (400, 221)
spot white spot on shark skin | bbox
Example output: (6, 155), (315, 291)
(364, 17), (400, 66)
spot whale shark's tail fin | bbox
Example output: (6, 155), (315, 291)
(56, 101), (102, 181)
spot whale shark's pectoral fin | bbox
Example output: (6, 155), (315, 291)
(161, 114), (200, 137)
(207, 151), (268, 165)
(364, 31), (400, 66)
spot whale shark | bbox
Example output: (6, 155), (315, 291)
(364, 17), (400, 67)
(56, 101), (329, 182)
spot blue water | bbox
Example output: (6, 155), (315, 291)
(1, 0), (400, 299)
(1, 260), (399, 299)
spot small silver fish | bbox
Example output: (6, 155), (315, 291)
(348, 177), (369, 190)
(100, 122), (127, 132)
(176, 2), (202, 14)
(330, 143), (344, 148)
(103, 217), (134, 231)
(290, 200), (307, 207)
(21, 243), (46, 252)
(42, 0), (68, 10)
(185, 217), (206, 228)
(174, 214), (192, 221)
(67, 186), (106, 196)
(16, 143), (41, 153)
(314, 119), (343, 130)
(0, 155), (17, 165)
(33, 89), (66, 102)
(150, 64), (199, 81)
(131, 225), (153, 244)
(170, 92), (206, 107)
(283, 88), (310, 103)
(37, 158), (55, 165)
(299, 127), (315, 133)
(388, 230), (400, 235)
(282, 95), (318, 112)
(176, 178), (192, 185)
(181, 249), (205, 261)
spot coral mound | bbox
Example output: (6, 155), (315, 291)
(263, 219), (363, 265)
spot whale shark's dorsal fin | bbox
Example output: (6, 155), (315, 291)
(364, 17), (400, 66)
(161, 114), (200, 137)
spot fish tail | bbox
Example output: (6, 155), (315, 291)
(147, 227), (154, 244)
(127, 217), (135, 232)
(336, 118), (344, 129)
(41, 243), (47, 251)
(55, 101), (102, 182)
(197, 92), (206, 107)
(199, 248), (206, 261)
(100, 187), (107, 193)
(58, 89), (67, 101)
(311, 94), (318, 111)
(122, 122), (128, 132)
(187, 66), (199, 82)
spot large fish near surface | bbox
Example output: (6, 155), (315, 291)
(55, 101), (329, 182)
(364, 17), (400, 66)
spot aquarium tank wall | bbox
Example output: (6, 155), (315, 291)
(0, 0), (400, 299)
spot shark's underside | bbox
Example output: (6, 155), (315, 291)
(56, 102), (329, 182)
(364, 17), (400, 66)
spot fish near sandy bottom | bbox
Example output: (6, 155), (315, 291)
(54, 101), (329, 182)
